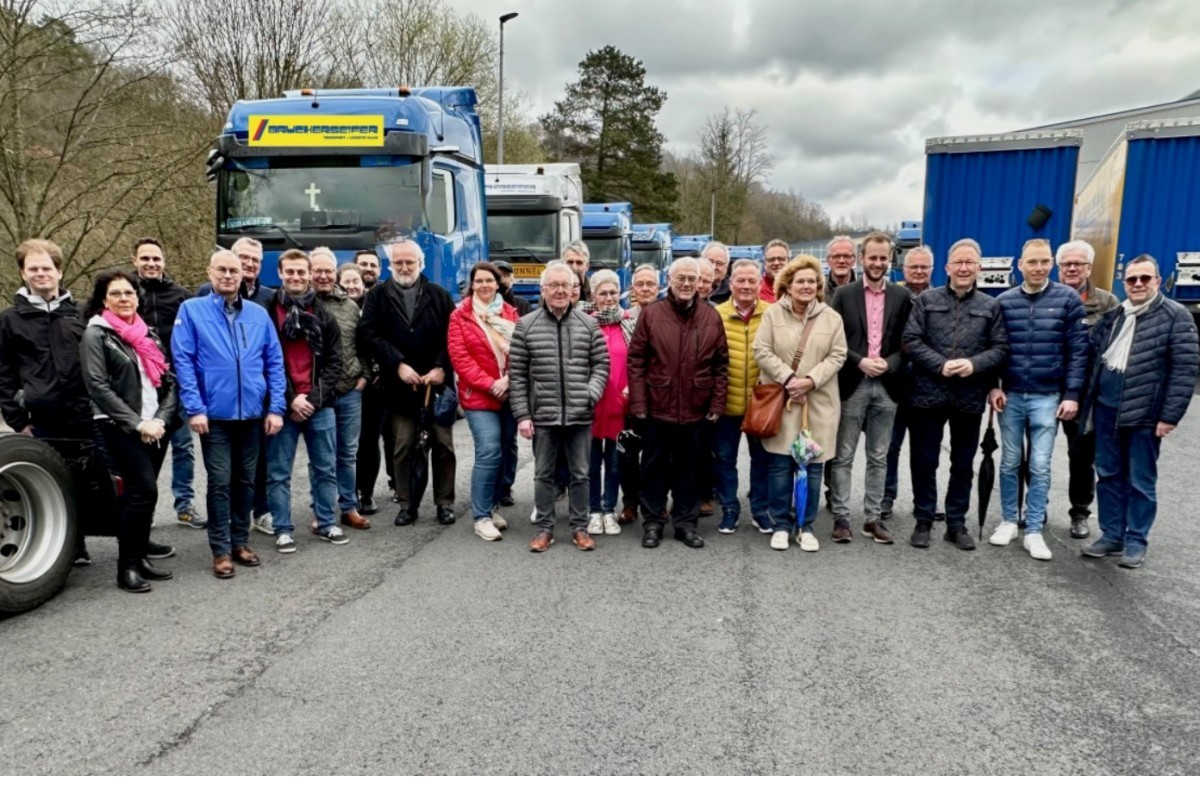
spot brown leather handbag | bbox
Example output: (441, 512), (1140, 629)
(741, 317), (818, 438)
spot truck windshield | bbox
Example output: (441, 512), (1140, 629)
(488, 212), (558, 259)
(218, 157), (427, 237)
(633, 244), (669, 271)
(586, 237), (622, 265)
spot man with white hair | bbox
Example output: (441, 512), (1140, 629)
(703, 241), (732, 304)
(509, 261), (610, 553)
(628, 257), (729, 549)
(196, 237), (274, 306)
(562, 241), (592, 305)
(1055, 239), (1119, 539)
(825, 235), (858, 299)
(358, 239), (457, 527)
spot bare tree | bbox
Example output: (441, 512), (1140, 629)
(697, 107), (774, 242)
(0, 0), (211, 296)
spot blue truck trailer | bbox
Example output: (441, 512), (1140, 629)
(582, 202), (633, 300)
(1074, 119), (1200, 328)
(671, 234), (712, 260)
(923, 131), (1082, 295)
(208, 86), (487, 297)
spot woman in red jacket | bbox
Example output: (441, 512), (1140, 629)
(448, 261), (520, 541)
(588, 269), (636, 536)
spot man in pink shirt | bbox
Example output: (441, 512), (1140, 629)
(827, 232), (913, 545)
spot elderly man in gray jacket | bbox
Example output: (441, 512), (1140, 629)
(510, 261), (610, 553)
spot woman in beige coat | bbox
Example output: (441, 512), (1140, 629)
(753, 255), (847, 552)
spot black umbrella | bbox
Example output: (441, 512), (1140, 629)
(1016, 423), (1031, 527)
(409, 384), (434, 511)
(977, 409), (999, 535)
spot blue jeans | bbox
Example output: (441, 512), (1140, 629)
(464, 407), (515, 520)
(333, 389), (363, 513)
(999, 392), (1059, 534)
(267, 406), (337, 534)
(170, 422), (195, 513)
(199, 419), (261, 556)
(766, 452), (824, 533)
(589, 438), (620, 513)
(1094, 402), (1161, 554)
(713, 415), (769, 521)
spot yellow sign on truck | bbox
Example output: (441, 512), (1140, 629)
(248, 115), (385, 147)
(1072, 136), (1127, 292)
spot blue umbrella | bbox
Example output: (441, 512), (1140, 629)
(789, 403), (824, 533)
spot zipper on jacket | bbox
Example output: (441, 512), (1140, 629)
(226, 314), (243, 419)
(556, 313), (567, 425)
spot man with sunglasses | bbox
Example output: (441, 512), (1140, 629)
(1080, 255), (1198, 568)
(1055, 240), (1119, 540)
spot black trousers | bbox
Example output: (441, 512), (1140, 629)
(640, 420), (703, 534)
(909, 407), (982, 530)
(618, 420), (643, 511)
(357, 384), (395, 498)
(1061, 418), (1096, 521)
(697, 418), (716, 502)
(98, 421), (168, 567)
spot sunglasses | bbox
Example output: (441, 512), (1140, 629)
(1124, 274), (1156, 286)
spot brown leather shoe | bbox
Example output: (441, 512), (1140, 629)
(572, 529), (596, 551)
(699, 499), (715, 517)
(529, 529), (554, 553)
(832, 518), (852, 543)
(862, 520), (894, 545)
(341, 510), (372, 530)
(231, 545), (261, 566)
(213, 554), (235, 579)
(618, 506), (637, 524)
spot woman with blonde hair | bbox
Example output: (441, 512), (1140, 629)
(753, 255), (847, 552)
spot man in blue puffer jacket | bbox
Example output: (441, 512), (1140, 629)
(173, 250), (287, 579)
(987, 239), (1087, 562)
(1080, 254), (1199, 568)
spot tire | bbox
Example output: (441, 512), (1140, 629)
(0, 434), (77, 616)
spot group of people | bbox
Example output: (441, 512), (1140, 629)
(0, 230), (1195, 594)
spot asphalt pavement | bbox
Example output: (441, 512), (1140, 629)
(2, 414), (1199, 775)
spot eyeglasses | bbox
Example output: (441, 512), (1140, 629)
(237, 255), (261, 265)
(673, 275), (699, 284)
(1059, 261), (1090, 269)
(949, 260), (981, 269)
(595, 289), (620, 298)
(106, 289), (137, 298)
(905, 264), (932, 270)
(212, 267), (240, 275)
(765, 256), (788, 264)
(1124, 274), (1156, 286)
(393, 259), (419, 266)
(544, 282), (571, 291)
(828, 253), (855, 261)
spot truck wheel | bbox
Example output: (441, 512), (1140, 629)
(0, 435), (76, 615)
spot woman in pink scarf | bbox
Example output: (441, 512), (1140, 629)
(587, 269), (636, 535)
(80, 269), (179, 593)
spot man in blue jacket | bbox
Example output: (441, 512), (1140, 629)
(1081, 254), (1199, 568)
(988, 239), (1088, 561)
(173, 250), (286, 579)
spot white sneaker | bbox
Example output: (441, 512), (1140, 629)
(491, 510), (508, 531)
(587, 512), (604, 535)
(474, 518), (502, 541)
(989, 521), (1019, 546)
(798, 531), (820, 552)
(252, 512), (274, 535)
(602, 513), (621, 535)
(530, 507), (538, 523)
(275, 533), (295, 554)
(1024, 533), (1052, 561)
(770, 530), (789, 551)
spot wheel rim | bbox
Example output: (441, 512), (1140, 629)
(0, 460), (70, 584)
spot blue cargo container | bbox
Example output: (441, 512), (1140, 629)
(923, 131), (1082, 294)
(1074, 120), (1200, 316)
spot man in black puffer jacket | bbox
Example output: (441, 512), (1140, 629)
(509, 261), (609, 554)
(902, 238), (1009, 550)
(1080, 254), (1199, 569)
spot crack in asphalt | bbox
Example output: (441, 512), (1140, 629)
(135, 525), (444, 770)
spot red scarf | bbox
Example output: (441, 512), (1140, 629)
(102, 310), (168, 387)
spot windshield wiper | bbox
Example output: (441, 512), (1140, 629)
(489, 246), (546, 261)
(224, 223), (305, 250)
(301, 223), (371, 232)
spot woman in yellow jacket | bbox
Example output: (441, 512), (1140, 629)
(753, 255), (847, 552)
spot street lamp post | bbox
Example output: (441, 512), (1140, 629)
(498, 12), (519, 165)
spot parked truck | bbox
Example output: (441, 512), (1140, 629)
(582, 202), (633, 300)
(1073, 118), (1200, 327)
(728, 245), (764, 266)
(671, 234), (712, 260)
(207, 86), (488, 298)
(923, 130), (1082, 294)
(892, 220), (921, 281)
(631, 223), (673, 272)
(485, 163), (583, 303)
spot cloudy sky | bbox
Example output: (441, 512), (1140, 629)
(456, 0), (1200, 225)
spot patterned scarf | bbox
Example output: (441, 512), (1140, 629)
(593, 305), (635, 344)
(473, 294), (515, 370)
(278, 288), (323, 360)
(102, 310), (168, 387)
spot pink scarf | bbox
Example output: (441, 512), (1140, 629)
(102, 310), (168, 388)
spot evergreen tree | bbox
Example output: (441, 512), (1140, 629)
(539, 46), (677, 221)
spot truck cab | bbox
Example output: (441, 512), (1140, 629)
(727, 245), (764, 268)
(485, 163), (583, 303)
(582, 202), (633, 302)
(208, 86), (487, 299)
(892, 220), (921, 282)
(671, 234), (712, 260)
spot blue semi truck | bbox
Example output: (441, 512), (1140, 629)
(671, 234), (712, 260)
(207, 86), (488, 297)
(582, 202), (633, 300)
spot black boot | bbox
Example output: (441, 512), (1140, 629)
(118, 565), (151, 593)
(136, 559), (173, 581)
